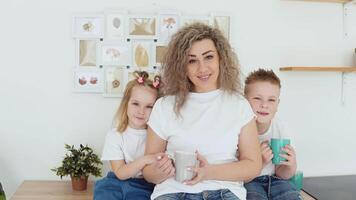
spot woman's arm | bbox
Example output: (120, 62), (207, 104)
(142, 126), (175, 184)
(110, 154), (158, 180)
(185, 119), (262, 185)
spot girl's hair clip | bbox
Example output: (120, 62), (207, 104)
(153, 75), (160, 88)
(137, 76), (144, 84)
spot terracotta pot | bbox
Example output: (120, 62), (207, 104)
(71, 176), (88, 191)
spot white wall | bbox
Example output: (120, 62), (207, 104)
(0, 0), (355, 198)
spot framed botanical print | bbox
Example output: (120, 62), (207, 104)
(105, 10), (128, 40)
(72, 14), (104, 38)
(103, 66), (127, 97)
(131, 40), (153, 69)
(211, 13), (230, 41)
(76, 39), (99, 67)
(73, 69), (104, 93)
(128, 15), (157, 39)
(98, 41), (130, 66)
(181, 15), (211, 27)
(153, 42), (168, 67)
(158, 11), (180, 43)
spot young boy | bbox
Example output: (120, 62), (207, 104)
(244, 68), (301, 200)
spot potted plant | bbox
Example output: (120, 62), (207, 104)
(52, 144), (102, 191)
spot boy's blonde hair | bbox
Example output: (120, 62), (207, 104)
(161, 22), (241, 115)
(244, 68), (281, 95)
(114, 71), (160, 133)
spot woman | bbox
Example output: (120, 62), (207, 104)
(143, 23), (262, 200)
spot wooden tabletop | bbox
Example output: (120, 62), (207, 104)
(12, 181), (93, 200)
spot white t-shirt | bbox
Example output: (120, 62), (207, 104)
(148, 90), (255, 200)
(258, 118), (291, 176)
(101, 127), (147, 178)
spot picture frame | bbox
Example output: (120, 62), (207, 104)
(98, 41), (131, 66)
(131, 39), (154, 69)
(73, 69), (104, 93)
(211, 13), (231, 41)
(72, 14), (104, 38)
(104, 10), (128, 40)
(153, 42), (168, 68)
(128, 15), (157, 39)
(181, 15), (212, 27)
(157, 11), (180, 43)
(103, 66), (127, 97)
(75, 38), (99, 68)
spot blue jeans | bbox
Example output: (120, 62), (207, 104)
(154, 189), (240, 200)
(94, 172), (155, 200)
(244, 175), (301, 200)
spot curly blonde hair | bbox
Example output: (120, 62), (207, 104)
(114, 71), (160, 133)
(161, 22), (241, 114)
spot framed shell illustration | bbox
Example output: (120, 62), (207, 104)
(132, 40), (153, 68)
(128, 15), (157, 39)
(72, 14), (104, 38)
(76, 39), (99, 67)
(105, 10), (128, 40)
(73, 69), (103, 93)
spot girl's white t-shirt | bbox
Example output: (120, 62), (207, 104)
(148, 90), (255, 200)
(101, 127), (147, 178)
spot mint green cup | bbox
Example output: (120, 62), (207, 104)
(289, 171), (303, 191)
(270, 138), (290, 165)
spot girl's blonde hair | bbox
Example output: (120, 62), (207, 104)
(161, 23), (241, 114)
(114, 71), (160, 133)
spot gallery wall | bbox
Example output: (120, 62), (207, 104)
(0, 0), (355, 198)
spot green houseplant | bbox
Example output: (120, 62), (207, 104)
(52, 144), (102, 191)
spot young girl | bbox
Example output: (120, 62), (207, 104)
(94, 71), (162, 200)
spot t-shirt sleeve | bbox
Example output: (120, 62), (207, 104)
(239, 96), (256, 128)
(147, 97), (168, 140)
(101, 129), (125, 161)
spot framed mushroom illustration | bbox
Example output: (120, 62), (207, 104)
(103, 66), (126, 97)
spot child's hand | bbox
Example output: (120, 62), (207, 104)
(279, 145), (297, 167)
(184, 151), (209, 185)
(261, 141), (273, 166)
(154, 153), (175, 178)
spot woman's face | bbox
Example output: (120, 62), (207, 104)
(186, 39), (220, 93)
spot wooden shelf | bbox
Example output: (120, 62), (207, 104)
(280, 67), (356, 72)
(291, 0), (352, 3)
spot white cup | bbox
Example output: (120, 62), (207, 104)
(173, 151), (199, 182)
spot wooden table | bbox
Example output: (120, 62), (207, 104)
(12, 181), (93, 200)
(11, 180), (315, 200)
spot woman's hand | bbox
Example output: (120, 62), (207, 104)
(261, 140), (273, 167)
(154, 153), (175, 178)
(279, 145), (297, 168)
(184, 151), (209, 185)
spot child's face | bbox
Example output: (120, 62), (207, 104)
(246, 81), (280, 124)
(127, 85), (157, 129)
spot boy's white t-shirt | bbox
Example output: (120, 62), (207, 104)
(258, 118), (291, 176)
(101, 127), (147, 178)
(148, 90), (255, 200)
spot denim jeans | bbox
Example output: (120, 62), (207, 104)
(244, 175), (301, 200)
(94, 172), (155, 200)
(154, 189), (240, 200)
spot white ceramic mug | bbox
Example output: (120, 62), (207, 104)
(173, 151), (199, 182)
